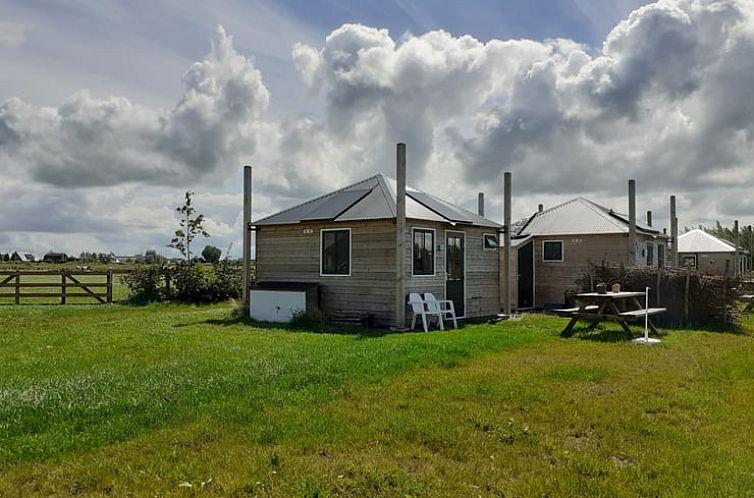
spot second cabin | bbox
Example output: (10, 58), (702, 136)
(502, 196), (669, 310)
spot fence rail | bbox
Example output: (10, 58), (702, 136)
(0, 269), (129, 305)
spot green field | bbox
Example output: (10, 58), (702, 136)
(1, 304), (754, 497)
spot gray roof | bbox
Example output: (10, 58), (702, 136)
(678, 229), (745, 254)
(515, 198), (665, 238)
(254, 174), (502, 228)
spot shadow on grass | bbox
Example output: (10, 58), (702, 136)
(173, 308), (485, 339)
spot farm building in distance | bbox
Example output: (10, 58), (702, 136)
(677, 229), (748, 275)
(43, 252), (69, 264)
(252, 146), (502, 327)
(502, 195), (669, 310)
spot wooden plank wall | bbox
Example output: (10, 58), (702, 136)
(256, 220), (396, 325)
(256, 219), (501, 325)
(529, 233), (664, 306)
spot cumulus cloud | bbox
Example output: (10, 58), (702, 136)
(3, 1), (754, 255)
(0, 26), (269, 187)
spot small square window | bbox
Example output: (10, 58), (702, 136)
(483, 233), (498, 250)
(543, 241), (563, 261)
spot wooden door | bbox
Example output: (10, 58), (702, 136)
(517, 240), (534, 309)
(445, 232), (465, 316)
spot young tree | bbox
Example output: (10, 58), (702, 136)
(201, 245), (222, 264)
(168, 191), (210, 261)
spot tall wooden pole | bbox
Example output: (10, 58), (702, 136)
(503, 172), (512, 315)
(628, 180), (637, 266)
(670, 195), (678, 267)
(395, 143), (407, 328)
(734, 219), (740, 276)
(242, 165), (252, 310)
(478, 192), (485, 217)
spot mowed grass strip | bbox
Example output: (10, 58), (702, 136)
(2, 306), (754, 497)
(0, 304), (552, 465)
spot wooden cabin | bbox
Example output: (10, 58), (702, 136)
(677, 229), (748, 275)
(502, 197), (669, 309)
(253, 171), (502, 327)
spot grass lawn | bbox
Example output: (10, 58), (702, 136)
(1, 305), (754, 497)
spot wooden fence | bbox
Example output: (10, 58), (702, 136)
(0, 269), (128, 305)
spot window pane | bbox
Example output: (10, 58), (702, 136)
(543, 241), (562, 261)
(484, 234), (498, 249)
(413, 229), (434, 275)
(322, 230), (349, 275)
(646, 242), (654, 266)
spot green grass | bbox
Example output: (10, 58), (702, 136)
(1, 305), (754, 497)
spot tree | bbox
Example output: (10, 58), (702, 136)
(201, 245), (222, 264)
(143, 249), (163, 264)
(168, 191), (209, 261)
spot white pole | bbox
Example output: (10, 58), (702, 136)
(644, 286), (650, 341)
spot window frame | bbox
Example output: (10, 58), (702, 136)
(320, 228), (352, 277)
(412, 227), (436, 277)
(483, 233), (499, 251)
(542, 240), (564, 262)
(646, 241), (655, 266)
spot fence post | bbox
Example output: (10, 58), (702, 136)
(656, 270), (661, 306)
(684, 272), (690, 324)
(61, 271), (66, 305)
(723, 276), (728, 324)
(14, 271), (20, 305)
(107, 268), (113, 304)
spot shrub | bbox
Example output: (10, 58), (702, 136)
(123, 261), (242, 304)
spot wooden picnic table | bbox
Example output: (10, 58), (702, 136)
(554, 291), (666, 337)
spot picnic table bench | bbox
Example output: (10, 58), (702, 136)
(554, 291), (666, 337)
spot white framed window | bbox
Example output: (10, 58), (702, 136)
(483, 233), (499, 250)
(320, 228), (351, 276)
(412, 227), (435, 276)
(542, 240), (564, 262)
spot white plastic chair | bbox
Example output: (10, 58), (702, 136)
(423, 293), (458, 329)
(408, 292), (444, 332)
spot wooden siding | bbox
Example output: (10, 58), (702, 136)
(256, 220), (396, 325)
(256, 219), (500, 326)
(500, 233), (664, 308)
(678, 251), (735, 275)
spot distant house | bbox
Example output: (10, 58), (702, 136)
(503, 197), (669, 309)
(677, 229), (748, 275)
(253, 172), (502, 327)
(11, 252), (37, 263)
(43, 252), (68, 264)
(113, 255), (137, 264)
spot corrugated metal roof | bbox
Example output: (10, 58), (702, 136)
(254, 174), (502, 228)
(516, 198), (664, 237)
(678, 229), (738, 253)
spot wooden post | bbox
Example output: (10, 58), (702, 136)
(723, 276), (728, 324)
(684, 271), (690, 323)
(628, 179), (637, 267)
(478, 192), (485, 217)
(670, 195), (678, 267)
(106, 269), (113, 304)
(734, 220), (740, 277)
(395, 143), (407, 329)
(503, 171), (512, 315)
(14, 271), (20, 305)
(656, 270), (661, 306)
(242, 165), (253, 310)
(61, 272), (66, 304)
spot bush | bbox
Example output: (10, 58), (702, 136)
(124, 261), (242, 304)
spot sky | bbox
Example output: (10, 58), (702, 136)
(1, 0), (753, 258)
